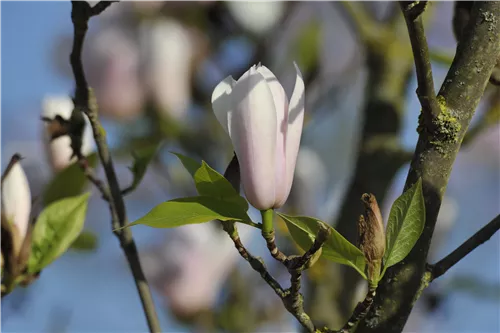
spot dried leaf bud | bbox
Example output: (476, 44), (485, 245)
(358, 193), (385, 283)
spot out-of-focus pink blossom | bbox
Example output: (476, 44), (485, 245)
(139, 19), (195, 121)
(211, 63), (305, 210)
(142, 223), (252, 317)
(91, 28), (145, 121)
(42, 96), (94, 172)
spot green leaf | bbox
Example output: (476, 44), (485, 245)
(383, 178), (426, 275)
(127, 144), (161, 193)
(28, 193), (90, 273)
(278, 213), (367, 279)
(43, 153), (98, 205)
(171, 152), (201, 177)
(125, 196), (252, 229)
(194, 162), (248, 210)
(70, 230), (99, 251)
(173, 153), (248, 210)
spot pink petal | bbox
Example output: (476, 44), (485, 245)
(275, 62), (305, 208)
(230, 66), (277, 210)
(256, 65), (289, 207)
(211, 76), (236, 135)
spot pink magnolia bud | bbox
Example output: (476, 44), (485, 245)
(139, 19), (194, 121)
(91, 28), (145, 121)
(42, 97), (94, 172)
(2, 157), (31, 241)
(211, 63), (305, 210)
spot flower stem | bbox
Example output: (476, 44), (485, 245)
(261, 209), (275, 234)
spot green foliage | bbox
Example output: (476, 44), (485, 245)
(171, 152), (200, 177)
(28, 193), (90, 273)
(382, 178), (426, 277)
(127, 144), (161, 193)
(278, 213), (367, 279)
(174, 153), (248, 210)
(70, 230), (99, 251)
(126, 153), (252, 230)
(125, 196), (252, 229)
(43, 153), (98, 205)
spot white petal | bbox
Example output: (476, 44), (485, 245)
(2, 160), (31, 240)
(48, 136), (74, 172)
(256, 65), (289, 205)
(42, 96), (95, 172)
(211, 76), (236, 135)
(42, 96), (74, 120)
(230, 66), (277, 210)
(226, 2), (285, 35)
(275, 62), (305, 208)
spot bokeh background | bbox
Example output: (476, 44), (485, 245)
(1, 1), (499, 332)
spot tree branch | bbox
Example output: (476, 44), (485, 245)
(400, 1), (441, 121)
(223, 224), (286, 299)
(69, 2), (160, 332)
(428, 214), (500, 281)
(357, 2), (500, 332)
(309, 6), (416, 327)
(221, 155), (332, 333)
(76, 156), (110, 202)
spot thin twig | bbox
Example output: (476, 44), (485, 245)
(320, 287), (377, 333)
(224, 225), (286, 299)
(428, 214), (500, 281)
(335, 287), (377, 333)
(400, 1), (441, 121)
(262, 229), (288, 263)
(221, 154), (330, 333)
(69, 2), (160, 332)
(76, 156), (110, 201)
(221, 154), (285, 298)
(282, 225), (331, 333)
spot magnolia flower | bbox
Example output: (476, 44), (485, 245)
(142, 222), (252, 317)
(227, 1), (286, 36)
(139, 19), (194, 121)
(91, 28), (145, 121)
(42, 97), (94, 172)
(2, 156), (31, 243)
(211, 63), (305, 210)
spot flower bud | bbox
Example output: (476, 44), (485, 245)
(211, 63), (305, 210)
(227, 1), (285, 36)
(91, 28), (145, 121)
(358, 193), (385, 284)
(139, 19), (194, 122)
(42, 96), (94, 172)
(1, 155), (31, 249)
